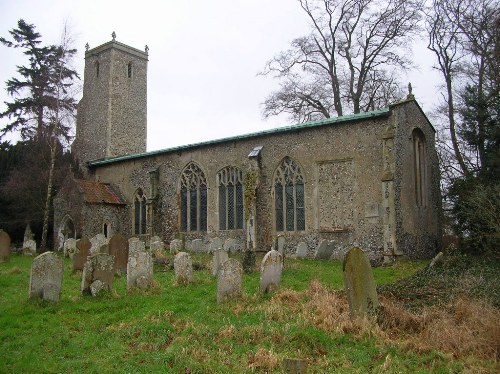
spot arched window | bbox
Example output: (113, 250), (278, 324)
(127, 62), (132, 78)
(274, 157), (305, 232)
(413, 129), (427, 207)
(217, 167), (243, 230)
(95, 61), (100, 78)
(180, 163), (207, 232)
(134, 189), (147, 235)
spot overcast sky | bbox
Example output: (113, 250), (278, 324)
(0, 0), (442, 152)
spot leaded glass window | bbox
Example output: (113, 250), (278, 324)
(134, 189), (147, 235)
(217, 167), (243, 230)
(180, 163), (207, 232)
(274, 157), (305, 232)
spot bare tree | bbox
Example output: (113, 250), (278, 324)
(261, 0), (423, 122)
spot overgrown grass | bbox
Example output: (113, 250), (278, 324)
(0, 252), (498, 373)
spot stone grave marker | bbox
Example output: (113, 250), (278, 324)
(0, 230), (11, 261)
(296, 242), (308, 259)
(223, 238), (236, 253)
(212, 249), (229, 276)
(23, 239), (37, 256)
(315, 239), (333, 260)
(209, 237), (223, 252)
(81, 253), (114, 296)
(29, 252), (64, 302)
(73, 237), (91, 272)
(63, 238), (77, 257)
(174, 252), (193, 284)
(276, 235), (285, 255)
(129, 237), (145, 254)
(170, 239), (182, 254)
(217, 258), (243, 303)
(109, 234), (129, 273)
(259, 250), (283, 294)
(191, 238), (204, 253)
(127, 249), (153, 290)
(23, 224), (34, 246)
(90, 233), (107, 255)
(150, 235), (161, 245)
(343, 247), (379, 319)
(150, 239), (165, 253)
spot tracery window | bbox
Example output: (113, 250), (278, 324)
(217, 167), (243, 230)
(274, 157), (305, 232)
(134, 189), (147, 235)
(413, 129), (427, 207)
(180, 163), (207, 232)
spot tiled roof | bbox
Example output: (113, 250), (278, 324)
(76, 180), (126, 205)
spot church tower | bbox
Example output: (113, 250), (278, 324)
(73, 34), (148, 167)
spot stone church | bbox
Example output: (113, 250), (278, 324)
(54, 37), (442, 261)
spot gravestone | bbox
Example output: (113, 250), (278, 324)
(212, 249), (229, 276)
(191, 239), (204, 253)
(81, 253), (114, 296)
(217, 258), (243, 303)
(150, 239), (165, 253)
(98, 244), (109, 254)
(343, 247), (379, 319)
(0, 230), (11, 261)
(209, 237), (223, 252)
(276, 235), (285, 255)
(283, 358), (308, 374)
(150, 235), (161, 245)
(23, 224), (34, 247)
(29, 252), (64, 302)
(223, 238), (236, 253)
(174, 252), (193, 284)
(259, 250), (283, 294)
(129, 237), (145, 254)
(23, 239), (37, 256)
(63, 238), (77, 257)
(73, 237), (91, 271)
(109, 234), (129, 273)
(170, 239), (182, 254)
(90, 233), (107, 255)
(127, 249), (153, 290)
(296, 242), (308, 259)
(315, 239), (333, 260)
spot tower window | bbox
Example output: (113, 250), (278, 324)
(217, 167), (244, 230)
(127, 62), (132, 78)
(180, 163), (207, 232)
(413, 129), (427, 207)
(95, 61), (100, 78)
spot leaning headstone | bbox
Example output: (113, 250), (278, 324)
(81, 253), (114, 296)
(209, 237), (223, 252)
(217, 258), (243, 303)
(129, 237), (146, 254)
(90, 233), (107, 255)
(29, 252), (64, 302)
(283, 358), (308, 374)
(212, 249), (229, 276)
(108, 234), (129, 273)
(0, 230), (11, 261)
(170, 239), (182, 254)
(223, 238), (236, 253)
(191, 239), (204, 253)
(23, 239), (37, 256)
(174, 252), (193, 284)
(343, 247), (379, 319)
(296, 242), (308, 259)
(276, 235), (285, 255)
(127, 249), (153, 290)
(73, 237), (91, 272)
(315, 239), (333, 260)
(63, 238), (77, 257)
(259, 250), (283, 294)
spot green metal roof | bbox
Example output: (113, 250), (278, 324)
(88, 107), (390, 168)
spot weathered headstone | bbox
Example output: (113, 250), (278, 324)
(191, 238), (204, 253)
(283, 358), (308, 374)
(217, 258), (243, 303)
(63, 238), (77, 257)
(73, 237), (91, 272)
(98, 244), (109, 254)
(276, 235), (285, 255)
(223, 238), (236, 252)
(170, 239), (182, 254)
(81, 253), (114, 296)
(212, 249), (229, 276)
(343, 247), (379, 319)
(174, 252), (193, 284)
(259, 250), (283, 294)
(315, 239), (333, 260)
(150, 239), (165, 253)
(129, 237), (146, 254)
(23, 239), (37, 256)
(90, 233), (107, 255)
(150, 235), (162, 245)
(296, 242), (308, 259)
(29, 252), (64, 302)
(127, 249), (153, 290)
(0, 230), (11, 261)
(209, 237), (223, 252)
(108, 234), (129, 273)
(23, 224), (34, 247)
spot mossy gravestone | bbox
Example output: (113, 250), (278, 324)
(29, 252), (64, 302)
(73, 237), (91, 272)
(342, 247), (379, 319)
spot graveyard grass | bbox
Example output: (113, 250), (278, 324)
(1, 253), (498, 373)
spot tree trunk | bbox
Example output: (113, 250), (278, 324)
(40, 135), (57, 251)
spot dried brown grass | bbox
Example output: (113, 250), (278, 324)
(247, 348), (278, 372)
(7, 266), (21, 274)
